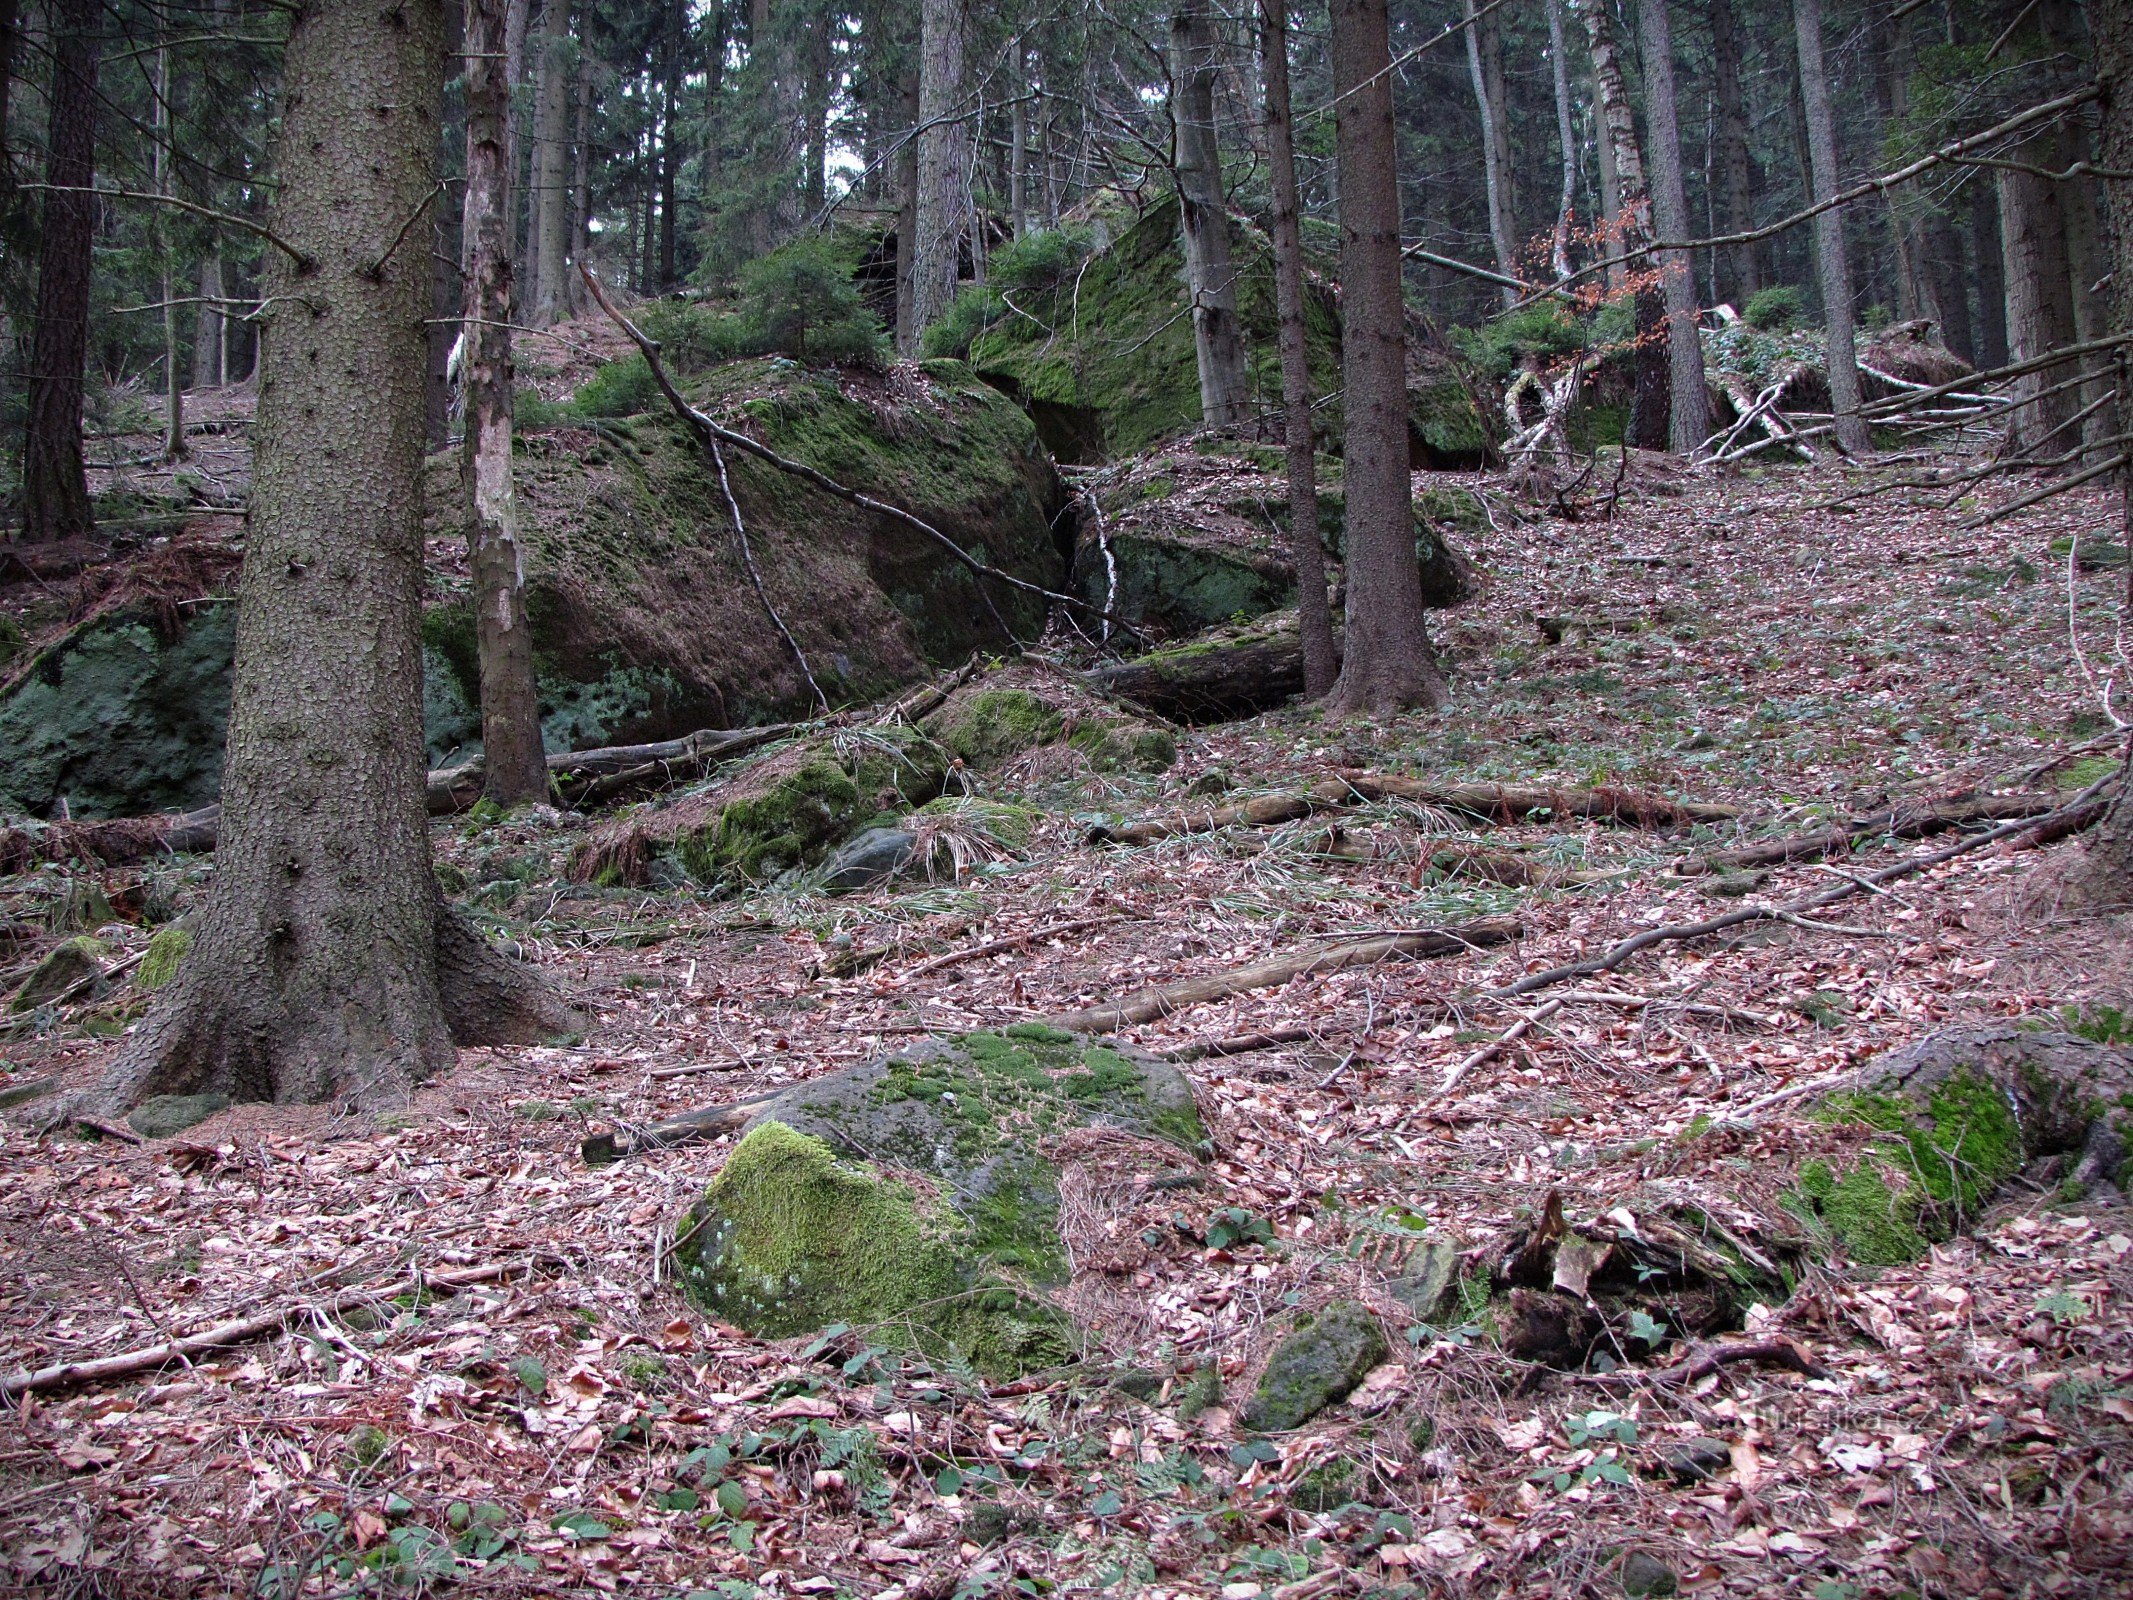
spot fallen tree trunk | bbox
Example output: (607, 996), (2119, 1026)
(1681, 791), (2082, 874)
(0, 1256), (552, 1399)
(1049, 915), (1522, 1032)
(1089, 611), (1330, 722)
(1089, 793), (1320, 847)
(1316, 773), (1741, 827)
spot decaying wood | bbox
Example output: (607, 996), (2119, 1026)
(1049, 915), (1522, 1033)
(1316, 772), (1741, 826)
(1089, 793), (1320, 847)
(0, 1257), (551, 1399)
(580, 1094), (777, 1165)
(1680, 791), (2076, 875)
(1088, 618), (1328, 722)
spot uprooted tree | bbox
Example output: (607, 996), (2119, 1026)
(82, 0), (574, 1120)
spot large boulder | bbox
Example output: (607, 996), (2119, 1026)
(673, 1026), (1205, 1373)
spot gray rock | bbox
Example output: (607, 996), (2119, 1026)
(1240, 1301), (1388, 1432)
(1620, 1551), (1678, 1597)
(1387, 1235), (1463, 1323)
(817, 826), (919, 893)
(1653, 1436), (1731, 1484)
(127, 1093), (231, 1139)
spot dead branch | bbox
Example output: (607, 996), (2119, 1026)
(1679, 791), (2076, 875)
(1441, 998), (1565, 1093)
(580, 1094), (778, 1166)
(1049, 916), (1523, 1033)
(0, 1257), (553, 1400)
(710, 434), (829, 714)
(901, 915), (1132, 978)
(1088, 793), (1321, 846)
(1315, 773), (1741, 827)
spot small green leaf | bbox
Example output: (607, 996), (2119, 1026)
(728, 1520), (757, 1554)
(715, 1480), (749, 1519)
(512, 1355), (548, 1396)
(1089, 1489), (1122, 1516)
(550, 1512), (610, 1541)
(935, 1466), (964, 1495)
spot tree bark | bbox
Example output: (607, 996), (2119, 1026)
(1172, 0), (1251, 427)
(1260, 0), (1337, 698)
(88, 0), (571, 1119)
(461, 0), (549, 807)
(802, 4), (831, 215)
(1323, 0), (1447, 717)
(1708, 0), (1759, 305)
(1462, 0), (1519, 306)
(19, 0), (99, 545)
(570, 37), (592, 314)
(527, 0), (571, 326)
(1793, 0), (1870, 455)
(1574, 0), (1668, 450)
(1547, 0), (1578, 282)
(1999, 160), (2078, 455)
(894, 50), (921, 352)
(153, 36), (185, 463)
(193, 253), (225, 389)
(909, 0), (968, 343)
(1969, 182), (2010, 369)
(0, 0), (15, 185)
(658, 1), (679, 290)
(2072, 0), (2133, 904)
(1637, 0), (1709, 454)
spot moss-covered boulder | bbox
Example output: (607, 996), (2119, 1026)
(917, 675), (1174, 776)
(674, 1025), (1205, 1373)
(1792, 1024), (2133, 1265)
(9, 936), (106, 1012)
(1078, 440), (1473, 639)
(429, 356), (1066, 744)
(968, 198), (1486, 465)
(920, 687), (1064, 768)
(1240, 1301), (1389, 1432)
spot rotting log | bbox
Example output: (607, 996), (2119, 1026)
(1088, 612), (1332, 722)
(1680, 791), (2082, 874)
(1049, 915), (1521, 1032)
(1315, 772), (1741, 827)
(581, 1095), (775, 1166)
(1089, 793), (1322, 846)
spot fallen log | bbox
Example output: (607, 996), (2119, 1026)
(580, 1094), (776, 1165)
(1681, 791), (2075, 875)
(1088, 611), (1329, 723)
(1049, 915), (1522, 1033)
(1315, 773), (1741, 827)
(0, 1256), (552, 1399)
(1088, 793), (1320, 847)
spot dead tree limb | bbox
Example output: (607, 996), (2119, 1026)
(580, 1094), (778, 1166)
(1679, 791), (2077, 874)
(1049, 915), (1523, 1033)
(710, 434), (829, 714)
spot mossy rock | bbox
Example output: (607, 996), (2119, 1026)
(1793, 1024), (2133, 1265)
(1240, 1300), (1389, 1432)
(136, 924), (193, 992)
(920, 687), (1065, 769)
(9, 936), (106, 1013)
(1066, 719), (1177, 774)
(673, 1027), (1205, 1373)
(127, 1092), (230, 1140)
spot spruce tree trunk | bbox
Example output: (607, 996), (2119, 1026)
(1462, 0), (1519, 306)
(528, 0), (571, 326)
(1637, 0), (1709, 455)
(1261, 0), (1338, 698)
(1999, 159), (2077, 455)
(193, 253), (225, 389)
(1970, 185), (2010, 368)
(2071, 0), (2133, 903)
(1793, 0), (1870, 455)
(1323, 0), (1447, 717)
(1172, 0), (1251, 427)
(894, 54), (921, 352)
(1708, 0), (1759, 305)
(0, 0), (15, 185)
(153, 37), (185, 463)
(802, 13), (831, 214)
(89, 0), (572, 1119)
(20, 0), (99, 545)
(909, 0), (968, 342)
(462, 0), (549, 807)
(658, 2), (679, 289)
(1574, 0), (1668, 451)
(570, 48), (591, 314)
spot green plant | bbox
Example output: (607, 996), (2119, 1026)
(574, 352), (659, 417)
(1204, 1206), (1275, 1250)
(1744, 285), (1805, 331)
(734, 237), (886, 365)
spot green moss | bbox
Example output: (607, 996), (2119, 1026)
(920, 688), (1064, 769)
(676, 1122), (1072, 1375)
(9, 936), (106, 1012)
(912, 795), (1040, 850)
(1793, 1157), (1927, 1267)
(1240, 1301), (1389, 1432)
(1066, 718), (1178, 775)
(136, 925), (193, 992)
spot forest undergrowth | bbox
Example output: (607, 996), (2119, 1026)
(3, 456), (2131, 1599)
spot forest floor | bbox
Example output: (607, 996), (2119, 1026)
(3, 449), (2133, 1599)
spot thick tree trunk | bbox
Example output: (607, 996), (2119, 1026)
(1969, 184), (2010, 369)
(909, 0), (968, 343)
(1793, 0), (1870, 455)
(0, 0), (15, 184)
(1923, 213), (1974, 363)
(527, 0), (571, 326)
(894, 54), (922, 352)
(88, 0), (571, 1120)
(1172, 0), (1251, 427)
(1462, 0), (1519, 306)
(1574, 0), (1668, 450)
(193, 253), (225, 389)
(1999, 160), (2078, 455)
(1261, 0), (1337, 698)
(19, 0), (99, 545)
(1323, 0), (1447, 717)
(1708, 0), (1758, 305)
(1593, 86), (1626, 292)
(1637, 0), (1709, 454)
(153, 38), (185, 463)
(461, 0), (549, 807)
(2072, 0), (2133, 904)
(658, 3), (679, 289)
(570, 44), (591, 314)
(1547, 0), (1577, 282)
(802, 9), (831, 214)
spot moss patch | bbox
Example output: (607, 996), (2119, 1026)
(136, 925), (193, 992)
(1241, 1301), (1388, 1432)
(920, 687), (1064, 769)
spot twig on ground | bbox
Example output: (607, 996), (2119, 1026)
(1442, 998), (1564, 1093)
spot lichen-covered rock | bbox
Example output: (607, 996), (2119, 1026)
(136, 924), (193, 992)
(1620, 1551), (1679, 1598)
(1240, 1301), (1389, 1432)
(1793, 1024), (2133, 1265)
(9, 937), (105, 1013)
(127, 1092), (230, 1139)
(674, 1025), (1205, 1373)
